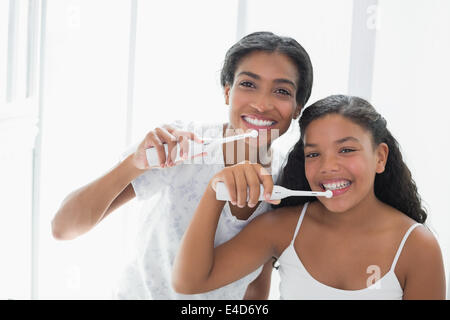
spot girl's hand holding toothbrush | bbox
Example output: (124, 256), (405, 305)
(210, 161), (281, 208)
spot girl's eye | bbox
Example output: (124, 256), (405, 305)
(239, 81), (255, 88)
(275, 88), (291, 96)
(340, 148), (355, 154)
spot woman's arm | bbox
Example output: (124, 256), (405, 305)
(51, 154), (143, 240)
(52, 125), (203, 240)
(402, 226), (446, 299)
(172, 181), (279, 294)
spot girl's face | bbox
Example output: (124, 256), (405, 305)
(224, 51), (300, 145)
(303, 114), (388, 213)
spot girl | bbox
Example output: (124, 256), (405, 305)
(51, 31), (313, 299)
(172, 95), (446, 299)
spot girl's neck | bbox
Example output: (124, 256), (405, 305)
(316, 191), (386, 232)
(222, 123), (273, 167)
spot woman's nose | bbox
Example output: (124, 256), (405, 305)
(249, 92), (274, 112)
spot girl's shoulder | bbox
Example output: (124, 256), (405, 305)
(398, 220), (442, 266)
(381, 204), (439, 252)
(382, 205), (443, 278)
(253, 203), (307, 256)
(396, 220), (445, 296)
(382, 204), (435, 243)
(256, 203), (305, 229)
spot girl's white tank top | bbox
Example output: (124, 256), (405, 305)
(277, 202), (421, 300)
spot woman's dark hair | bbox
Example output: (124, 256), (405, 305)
(274, 94), (427, 223)
(220, 31), (313, 108)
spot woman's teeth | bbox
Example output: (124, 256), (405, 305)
(243, 116), (275, 127)
(321, 181), (351, 191)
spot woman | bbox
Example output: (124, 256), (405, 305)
(51, 31), (314, 299)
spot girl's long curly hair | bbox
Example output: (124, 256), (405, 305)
(273, 95), (427, 223)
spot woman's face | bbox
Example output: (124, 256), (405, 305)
(224, 51), (300, 146)
(303, 114), (388, 213)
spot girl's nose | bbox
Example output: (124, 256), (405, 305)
(320, 154), (340, 174)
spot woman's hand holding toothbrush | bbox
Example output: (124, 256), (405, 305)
(210, 161), (281, 208)
(132, 124), (205, 170)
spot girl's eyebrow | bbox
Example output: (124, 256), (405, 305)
(304, 136), (360, 148)
(236, 71), (297, 89)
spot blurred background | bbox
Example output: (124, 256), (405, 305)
(0, 0), (449, 299)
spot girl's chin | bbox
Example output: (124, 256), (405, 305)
(318, 199), (353, 214)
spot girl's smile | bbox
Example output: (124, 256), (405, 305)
(319, 178), (353, 197)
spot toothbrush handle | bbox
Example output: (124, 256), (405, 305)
(215, 182), (284, 201)
(215, 182), (332, 201)
(145, 140), (204, 168)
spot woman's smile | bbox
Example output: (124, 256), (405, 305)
(241, 114), (278, 129)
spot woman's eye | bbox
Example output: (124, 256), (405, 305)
(340, 148), (355, 154)
(239, 81), (255, 88)
(305, 152), (319, 158)
(275, 88), (291, 96)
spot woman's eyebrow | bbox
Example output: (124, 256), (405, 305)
(304, 136), (360, 148)
(236, 71), (297, 89)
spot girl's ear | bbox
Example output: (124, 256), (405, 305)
(224, 85), (231, 105)
(375, 143), (389, 174)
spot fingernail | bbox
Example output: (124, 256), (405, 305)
(248, 203), (255, 208)
(264, 193), (270, 200)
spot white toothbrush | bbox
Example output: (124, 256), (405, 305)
(215, 182), (333, 201)
(146, 130), (259, 168)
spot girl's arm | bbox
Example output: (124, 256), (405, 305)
(243, 259), (274, 299)
(402, 226), (446, 299)
(172, 162), (280, 295)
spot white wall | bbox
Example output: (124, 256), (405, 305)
(371, 0), (450, 296)
(0, 0), (39, 299)
(131, 0), (239, 143)
(37, 0), (131, 299)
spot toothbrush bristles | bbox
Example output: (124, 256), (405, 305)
(249, 130), (258, 138)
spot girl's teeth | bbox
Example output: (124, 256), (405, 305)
(244, 116), (275, 127)
(322, 181), (351, 191)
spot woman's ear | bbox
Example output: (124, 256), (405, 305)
(224, 85), (231, 105)
(293, 105), (302, 119)
(375, 143), (389, 174)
